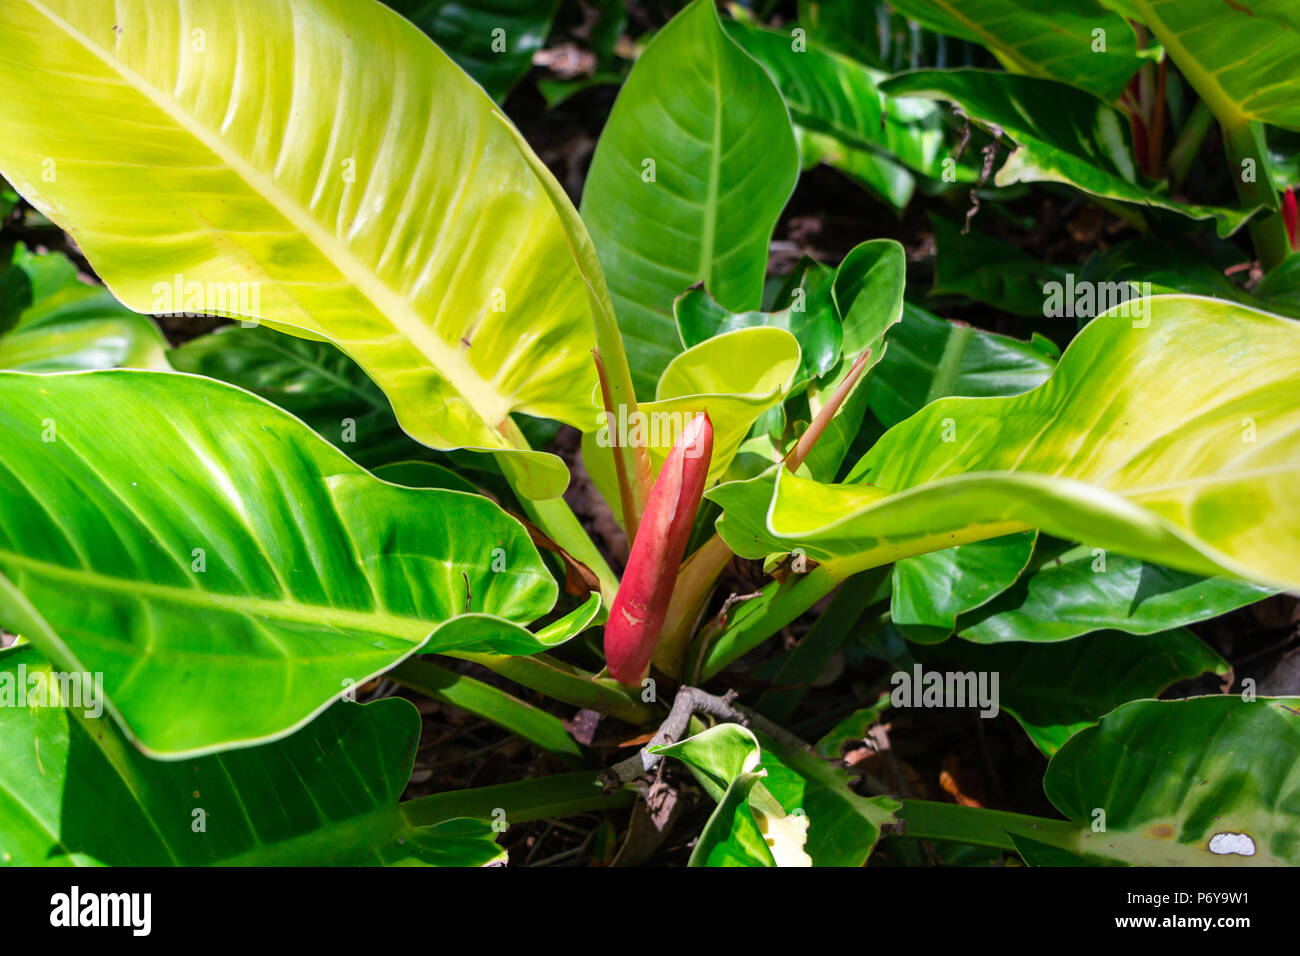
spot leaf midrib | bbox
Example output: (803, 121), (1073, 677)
(0, 549), (431, 643)
(24, 0), (511, 430)
(697, 27), (724, 288)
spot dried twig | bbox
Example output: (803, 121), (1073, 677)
(599, 686), (746, 790)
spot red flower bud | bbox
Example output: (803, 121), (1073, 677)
(605, 412), (713, 685)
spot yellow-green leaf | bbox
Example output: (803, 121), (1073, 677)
(711, 296), (1300, 592)
(0, 0), (608, 498)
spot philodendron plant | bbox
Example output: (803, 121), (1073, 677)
(0, 0), (1297, 868)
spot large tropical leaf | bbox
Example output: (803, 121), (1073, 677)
(579, 0), (799, 395)
(1042, 696), (1300, 865)
(867, 302), (1056, 430)
(0, 645), (504, 866)
(0, 369), (589, 757)
(725, 22), (951, 181)
(916, 629), (1227, 755)
(871, 300), (1057, 641)
(710, 295), (1300, 593)
(0, 0), (611, 498)
(891, 531), (1036, 642)
(887, 0), (1145, 102)
(958, 537), (1276, 645)
(880, 70), (1256, 235)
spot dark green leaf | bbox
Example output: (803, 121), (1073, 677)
(930, 215), (1068, 316)
(957, 538), (1275, 645)
(917, 628), (1227, 755)
(1044, 696), (1300, 864)
(881, 70), (1256, 235)
(867, 302), (1056, 429)
(0, 646), (504, 866)
(580, 0), (799, 395)
(892, 532), (1037, 642)
(383, 0), (560, 101)
(887, 0), (1145, 102)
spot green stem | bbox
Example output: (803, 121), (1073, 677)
(1165, 99), (1214, 192)
(696, 563), (842, 680)
(755, 565), (890, 723)
(896, 798), (1080, 853)
(402, 771), (633, 828)
(1222, 120), (1290, 271)
(390, 658), (585, 764)
(444, 649), (658, 725)
(213, 772), (631, 866)
(653, 533), (734, 677)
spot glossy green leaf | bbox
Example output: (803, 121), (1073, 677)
(371, 459), (480, 494)
(0, 0), (612, 498)
(1043, 696), (1300, 865)
(581, 326), (799, 522)
(0, 646), (504, 866)
(423, 591), (603, 655)
(957, 537), (1274, 645)
(651, 723), (809, 867)
(892, 531), (1036, 642)
(796, 0), (996, 73)
(832, 238), (906, 358)
(0, 247), (167, 372)
(868, 302), (1056, 429)
(169, 324), (435, 469)
(917, 629), (1227, 755)
(751, 727), (898, 866)
(579, 0), (799, 395)
(1107, 0), (1300, 131)
(1080, 237), (1268, 307)
(881, 70), (1255, 236)
(887, 0), (1145, 102)
(383, 0), (559, 101)
(797, 129), (915, 211)
(674, 265), (840, 391)
(391, 657), (584, 764)
(929, 216), (1069, 316)
(0, 369), (583, 757)
(725, 22), (951, 181)
(711, 296), (1300, 594)
(869, 301), (1057, 642)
